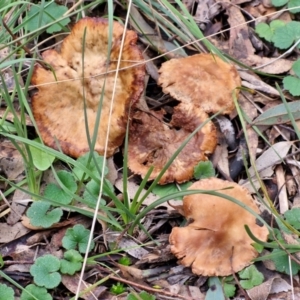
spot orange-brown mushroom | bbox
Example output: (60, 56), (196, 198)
(158, 53), (241, 114)
(169, 178), (269, 276)
(128, 102), (217, 184)
(31, 17), (145, 158)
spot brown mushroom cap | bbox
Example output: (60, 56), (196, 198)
(31, 17), (145, 157)
(127, 102), (217, 184)
(158, 54), (241, 114)
(169, 178), (269, 276)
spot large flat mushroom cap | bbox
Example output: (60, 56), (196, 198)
(128, 102), (217, 184)
(158, 54), (241, 114)
(31, 17), (145, 158)
(169, 178), (269, 276)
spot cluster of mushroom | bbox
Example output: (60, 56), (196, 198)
(128, 53), (241, 184)
(31, 17), (241, 184)
(31, 17), (269, 276)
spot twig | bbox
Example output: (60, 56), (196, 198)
(230, 247), (251, 300)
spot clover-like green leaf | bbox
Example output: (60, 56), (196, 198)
(152, 181), (192, 200)
(221, 276), (236, 298)
(194, 161), (215, 180)
(238, 265), (264, 289)
(73, 152), (107, 181)
(284, 208), (300, 229)
(0, 283), (14, 300)
(255, 20), (285, 42)
(271, 0), (288, 6)
(283, 76), (300, 96)
(291, 59), (300, 78)
(60, 249), (83, 275)
(223, 282), (236, 298)
(62, 224), (95, 253)
(288, 0), (300, 13)
(281, 58), (300, 96)
(20, 284), (52, 300)
(83, 179), (114, 208)
(26, 2), (70, 34)
(30, 255), (61, 289)
(272, 249), (300, 275)
(273, 21), (300, 49)
(26, 202), (63, 228)
(44, 170), (77, 205)
(29, 138), (55, 171)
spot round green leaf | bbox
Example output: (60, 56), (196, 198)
(194, 161), (215, 179)
(73, 152), (107, 181)
(273, 21), (300, 49)
(283, 76), (300, 96)
(292, 59), (300, 78)
(29, 138), (55, 171)
(255, 23), (273, 42)
(272, 249), (300, 275)
(60, 249), (82, 275)
(44, 170), (77, 205)
(30, 255), (61, 289)
(152, 182), (192, 200)
(289, 0), (300, 14)
(238, 265), (264, 289)
(26, 2), (70, 33)
(0, 283), (14, 300)
(284, 208), (300, 229)
(20, 284), (52, 300)
(271, 0), (289, 6)
(26, 202), (63, 228)
(62, 224), (95, 253)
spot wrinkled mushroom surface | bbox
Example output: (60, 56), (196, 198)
(31, 17), (145, 157)
(169, 178), (269, 276)
(158, 53), (241, 114)
(128, 102), (217, 184)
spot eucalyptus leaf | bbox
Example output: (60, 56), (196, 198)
(205, 277), (225, 300)
(252, 101), (300, 125)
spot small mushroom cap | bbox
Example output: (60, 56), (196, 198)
(128, 102), (217, 184)
(169, 178), (269, 276)
(158, 54), (241, 114)
(31, 17), (145, 157)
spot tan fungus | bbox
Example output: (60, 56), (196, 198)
(169, 178), (269, 276)
(128, 102), (217, 184)
(158, 53), (241, 114)
(31, 17), (145, 158)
